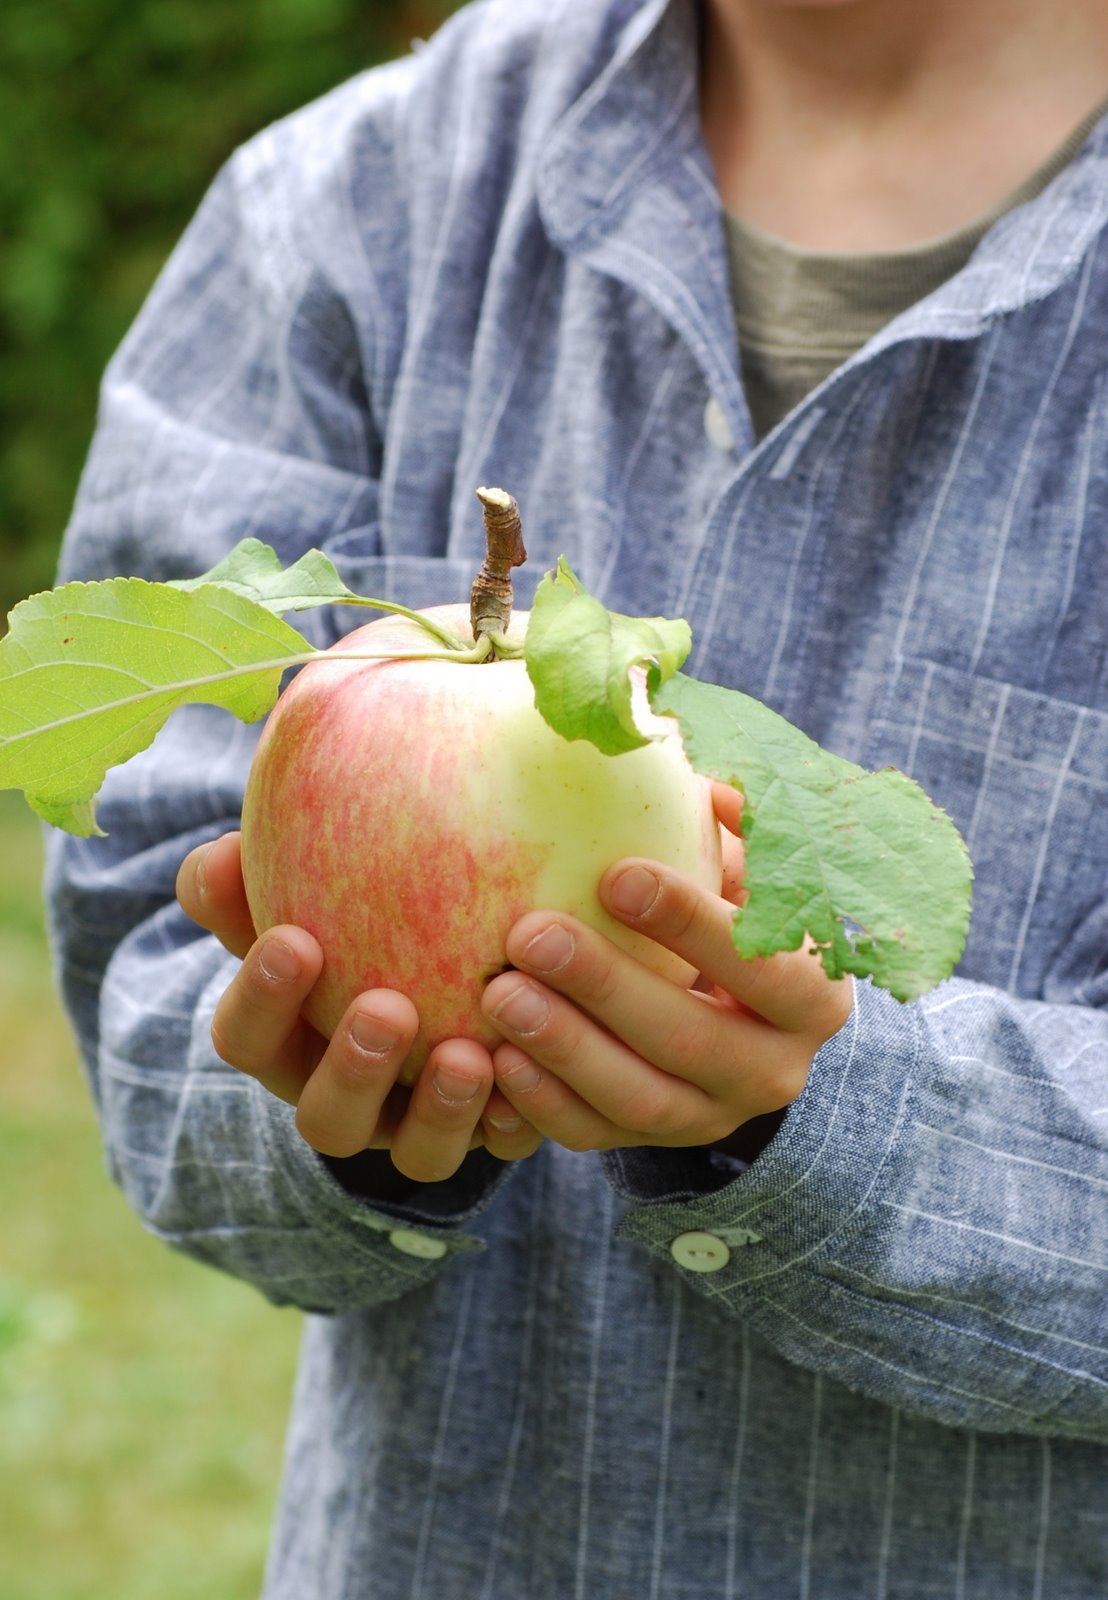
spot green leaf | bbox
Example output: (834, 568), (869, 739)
(654, 673), (973, 1001)
(526, 558), (692, 755)
(169, 537), (359, 613)
(0, 579), (314, 835)
(171, 537), (470, 651)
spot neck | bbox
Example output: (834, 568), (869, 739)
(701, 0), (1108, 248)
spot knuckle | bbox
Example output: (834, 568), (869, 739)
(611, 1080), (674, 1135)
(657, 1003), (721, 1074)
(295, 1103), (361, 1158)
(209, 1016), (243, 1070)
(761, 1059), (807, 1111)
(659, 881), (711, 946)
(210, 1003), (264, 1077)
(582, 947), (624, 1011)
(512, 1004), (578, 1071)
(543, 1024), (586, 1073)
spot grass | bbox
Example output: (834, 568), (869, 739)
(0, 792), (302, 1600)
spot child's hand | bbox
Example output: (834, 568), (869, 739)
(480, 785), (853, 1156)
(175, 833), (541, 1181)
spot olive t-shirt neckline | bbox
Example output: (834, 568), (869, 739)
(724, 98), (1108, 439)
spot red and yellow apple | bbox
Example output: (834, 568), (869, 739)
(240, 605), (722, 1080)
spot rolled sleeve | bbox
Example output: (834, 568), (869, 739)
(606, 978), (1108, 1440)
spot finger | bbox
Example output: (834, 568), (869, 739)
(711, 779), (744, 838)
(491, 1042), (629, 1152)
(480, 1088), (544, 1162)
(711, 782), (747, 906)
(210, 927), (325, 1102)
(389, 1038), (495, 1184)
(600, 859), (852, 1038)
(719, 829), (746, 907)
(177, 832), (256, 959)
(488, 905), (744, 1086)
(294, 989), (420, 1157)
(483, 963), (715, 1138)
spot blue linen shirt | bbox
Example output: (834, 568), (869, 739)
(47, 1), (1108, 1594)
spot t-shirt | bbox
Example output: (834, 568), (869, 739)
(726, 99), (1108, 437)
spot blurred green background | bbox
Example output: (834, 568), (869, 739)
(1, 3), (458, 1596)
(0, 0), (460, 621)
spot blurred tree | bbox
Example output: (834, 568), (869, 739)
(0, 0), (462, 622)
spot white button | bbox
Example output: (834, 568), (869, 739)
(703, 396), (735, 453)
(388, 1228), (448, 1261)
(670, 1231), (731, 1273)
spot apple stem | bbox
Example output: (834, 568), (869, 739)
(471, 487), (526, 653)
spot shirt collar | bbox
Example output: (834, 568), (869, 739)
(537, 0), (744, 422)
(866, 112), (1108, 355)
(537, 0), (1108, 347)
(536, 0), (698, 252)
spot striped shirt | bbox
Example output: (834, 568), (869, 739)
(47, 1), (1108, 1595)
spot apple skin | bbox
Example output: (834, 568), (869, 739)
(240, 604), (723, 1082)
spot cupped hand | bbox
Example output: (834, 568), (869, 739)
(175, 832), (541, 1181)
(480, 783), (853, 1156)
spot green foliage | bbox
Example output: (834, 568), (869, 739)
(0, 0), (462, 623)
(526, 555), (692, 756)
(0, 577), (313, 833)
(0, 540), (973, 997)
(656, 673), (973, 1000)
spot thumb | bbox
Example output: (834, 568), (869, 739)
(176, 831), (257, 960)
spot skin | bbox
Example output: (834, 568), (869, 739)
(478, 780), (850, 1158)
(176, 783), (848, 1181)
(178, 0), (1108, 1183)
(701, 0), (1108, 250)
(177, 828), (543, 1183)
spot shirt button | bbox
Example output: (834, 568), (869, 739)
(670, 1231), (731, 1273)
(388, 1228), (448, 1261)
(703, 396), (735, 453)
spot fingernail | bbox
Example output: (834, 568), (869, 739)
(194, 843), (212, 900)
(350, 1011), (399, 1054)
(486, 1111), (526, 1132)
(491, 982), (549, 1034)
(521, 922), (574, 973)
(432, 1070), (481, 1106)
(500, 1056), (542, 1093)
(259, 939), (301, 983)
(608, 865), (660, 918)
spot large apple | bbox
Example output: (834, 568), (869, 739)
(239, 604), (723, 1081)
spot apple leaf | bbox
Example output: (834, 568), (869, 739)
(0, 579), (314, 836)
(172, 537), (469, 650)
(525, 557), (692, 755)
(653, 672), (973, 1001)
(169, 537), (361, 613)
(0, 532), (972, 999)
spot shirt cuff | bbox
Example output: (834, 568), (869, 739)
(254, 1084), (518, 1267)
(605, 978), (921, 1278)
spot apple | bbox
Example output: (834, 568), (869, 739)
(239, 604), (723, 1081)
